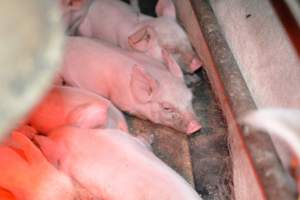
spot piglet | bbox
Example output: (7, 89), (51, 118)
(35, 126), (203, 200)
(27, 85), (128, 134)
(76, 0), (202, 73)
(60, 37), (201, 134)
(0, 132), (76, 200)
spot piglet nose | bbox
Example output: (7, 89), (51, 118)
(186, 120), (201, 135)
(189, 57), (202, 73)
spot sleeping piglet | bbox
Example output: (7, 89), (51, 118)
(76, 0), (202, 73)
(60, 37), (201, 134)
(35, 126), (203, 200)
(27, 85), (128, 134)
(0, 132), (76, 200)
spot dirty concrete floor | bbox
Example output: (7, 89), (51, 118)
(190, 70), (233, 200)
(127, 69), (233, 200)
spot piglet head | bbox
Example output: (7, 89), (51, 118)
(130, 65), (201, 134)
(155, 0), (203, 73)
(128, 24), (202, 74)
(128, 0), (202, 73)
(156, 101), (201, 135)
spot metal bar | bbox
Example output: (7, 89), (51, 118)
(173, 0), (297, 199)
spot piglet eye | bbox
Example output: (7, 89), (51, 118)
(160, 102), (174, 112)
(163, 106), (172, 112)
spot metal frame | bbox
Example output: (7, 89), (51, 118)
(173, 0), (297, 199)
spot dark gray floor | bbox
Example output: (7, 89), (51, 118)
(120, 0), (158, 17)
(189, 70), (233, 200)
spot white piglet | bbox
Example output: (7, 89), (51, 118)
(27, 85), (128, 134)
(60, 37), (201, 134)
(35, 126), (203, 200)
(77, 0), (202, 73)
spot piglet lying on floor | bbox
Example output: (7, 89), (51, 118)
(35, 126), (203, 200)
(27, 85), (128, 134)
(0, 132), (76, 200)
(76, 0), (202, 73)
(60, 37), (201, 134)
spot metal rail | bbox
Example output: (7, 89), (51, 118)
(173, 0), (297, 199)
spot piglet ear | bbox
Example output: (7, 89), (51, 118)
(155, 0), (176, 19)
(162, 49), (184, 80)
(128, 26), (157, 52)
(67, 102), (108, 129)
(130, 65), (158, 103)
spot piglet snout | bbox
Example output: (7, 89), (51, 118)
(189, 57), (202, 73)
(186, 120), (201, 135)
